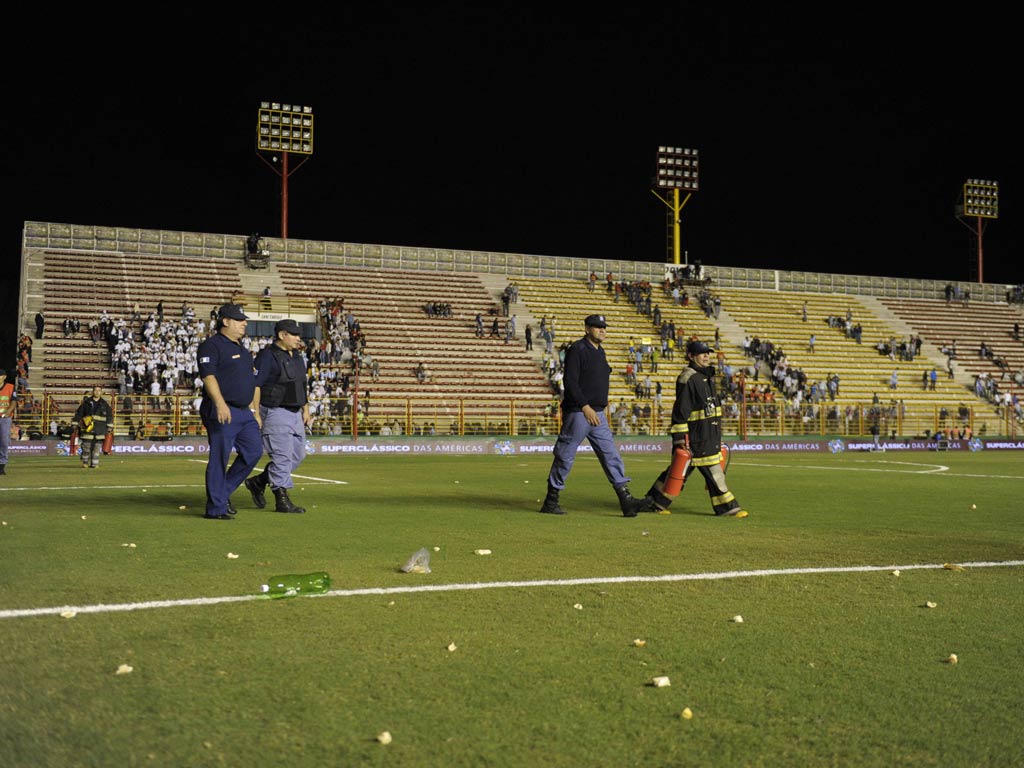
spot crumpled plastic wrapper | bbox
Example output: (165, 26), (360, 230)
(377, 731), (392, 745)
(731, 615), (744, 623)
(400, 548), (431, 574)
(943, 563), (966, 571)
(115, 664), (134, 675)
(944, 653), (958, 665)
(474, 549), (492, 556)
(633, 639), (647, 647)
(680, 707), (693, 720)
(650, 676), (671, 688)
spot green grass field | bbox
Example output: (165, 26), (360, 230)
(2, 448), (1023, 767)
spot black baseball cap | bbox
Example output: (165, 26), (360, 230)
(275, 318), (302, 335)
(218, 303), (248, 321)
(584, 314), (607, 328)
(686, 339), (712, 355)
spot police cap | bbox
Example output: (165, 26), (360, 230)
(274, 318), (302, 335)
(218, 303), (248, 321)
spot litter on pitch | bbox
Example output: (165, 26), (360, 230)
(400, 548), (431, 574)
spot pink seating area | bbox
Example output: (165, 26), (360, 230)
(278, 263), (552, 410)
(37, 250), (243, 390)
(879, 297), (1024, 399)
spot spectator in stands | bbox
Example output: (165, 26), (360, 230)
(525, 324), (533, 351)
(889, 370), (898, 390)
(34, 311), (45, 339)
(415, 362), (429, 383)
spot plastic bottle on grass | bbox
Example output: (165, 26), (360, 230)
(260, 572), (331, 599)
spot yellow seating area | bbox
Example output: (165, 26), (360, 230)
(513, 276), (735, 409)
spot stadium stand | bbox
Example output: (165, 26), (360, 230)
(15, 221), (1019, 440)
(878, 297), (1024, 405)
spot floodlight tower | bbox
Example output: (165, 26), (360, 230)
(955, 179), (998, 283)
(651, 146), (700, 264)
(256, 102), (315, 239)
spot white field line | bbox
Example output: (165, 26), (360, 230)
(0, 481), (342, 493)
(739, 461), (1024, 480)
(2, 560), (1022, 621)
(187, 459), (348, 485)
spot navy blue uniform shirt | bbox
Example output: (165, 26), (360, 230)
(561, 336), (611, 413)
(197, 332), (256, 409)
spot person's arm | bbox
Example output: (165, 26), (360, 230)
(202, 375), (232, 424)
(251, 386), (263, 429)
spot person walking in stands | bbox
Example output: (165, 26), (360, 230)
(197, 303), (262, 520)
(643, 340), (748, 517)
(538, 314), (650, 517)
(73, 386), (112, 469)
(245, 319), (311, 514)
(525, 324), (533, 351)
(0, 370), (16, 475)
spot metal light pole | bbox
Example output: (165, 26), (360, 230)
(955, 179), (998, 283)
(256, 102), (315, 239)
(651, 146), (699, 264)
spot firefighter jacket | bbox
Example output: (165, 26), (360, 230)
(668, 362), (722, 461)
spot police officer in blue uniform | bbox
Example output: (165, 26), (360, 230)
(197, 303), (262, 520)
(539, 314), (650, 517)
(245, 318), (311, 513)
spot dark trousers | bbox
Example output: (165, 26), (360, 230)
(202, 407), (263, 516)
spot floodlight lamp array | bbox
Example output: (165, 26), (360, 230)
(655, 146), (699, 190)
(963, 178), (999, 219)
(257, 102), (314, 154)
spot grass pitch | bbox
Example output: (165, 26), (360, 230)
(1, 448), (1023, 767)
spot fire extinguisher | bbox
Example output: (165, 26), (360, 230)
(102, 431), (114, 455)
(69, 426), (79, 457)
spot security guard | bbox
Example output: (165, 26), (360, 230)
(0, 369), (16, 475)
(245, 318), (311, 513)
(539, 314), (649, 517)
(197, 303), (262, 520)
(644, 339), (747, 517)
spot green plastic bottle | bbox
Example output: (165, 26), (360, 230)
(260, 572), (331, 599)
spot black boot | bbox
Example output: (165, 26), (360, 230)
(245, 468), (269, 509)
(615, 484), (650, 517)
(539, 485), (564, 515)
(273, 487), (306, 514)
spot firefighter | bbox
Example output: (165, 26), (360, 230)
(645, 339), (747, 517)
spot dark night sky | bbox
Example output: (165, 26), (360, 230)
(2, 6), (1019, 365)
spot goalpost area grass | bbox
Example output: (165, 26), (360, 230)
(1, 449), (1022, 767)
